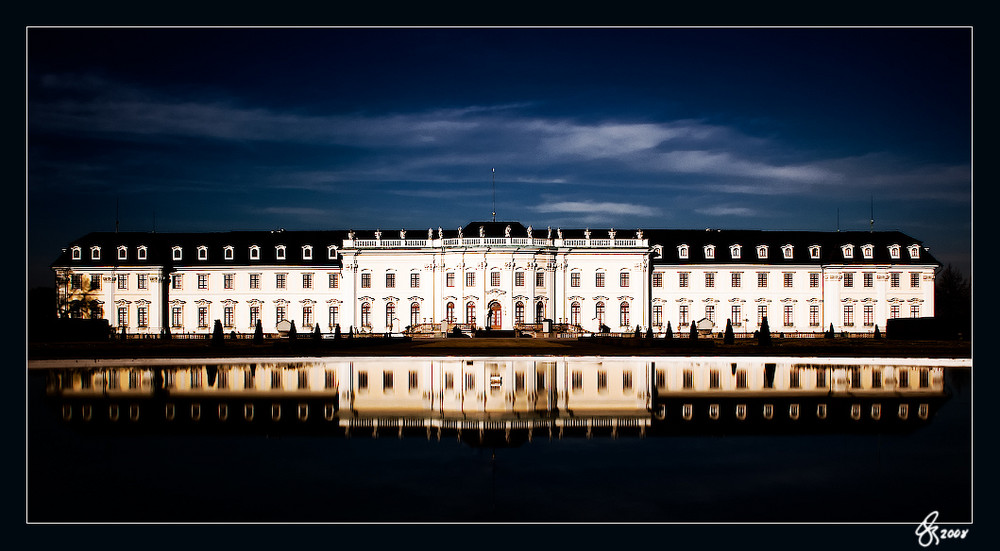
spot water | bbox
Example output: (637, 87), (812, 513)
(27, 356), (971, 523)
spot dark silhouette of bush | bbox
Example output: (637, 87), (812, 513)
(689, 322), (698, 340)
(873, 325), (881, 339)
(758, 316), (772, 346)
(634, 325), (642, 338)
(334, 324), (341, 340)
(212, 320), (224, 346)
(313, 324), (322, 340)
(646, 327), (653, 339)
(288, 320), (297, 340)
(665, 321), (673, 339)
(253, 320), (263, 343)
(724, 319), (734, 344)
(825, 323), (835, 338)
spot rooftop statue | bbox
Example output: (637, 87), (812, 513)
(438, 227), (443, 239)
(400, 229), (406, 240)
(636, 229), (643, 239)
(479, 226), (485, 238)
(609, 228), (616, 240)
(557, 228), (563, 239)
(584, 228), (591, 239)
(348, 229), (355, 240)
(505, 225), (511, 237)
(375, 229), (382, 240)
(547, 226), (552, 239)
(527, 225), (533, 238)
(458, 227), (463, 238)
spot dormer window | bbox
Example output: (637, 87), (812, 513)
(302, 245), (313, 260)
(730, 244), (742, 259)
(137, 246), (147, 260)
(71, 246), (82, 260)
(809, 245), (821, 259)
(328, 245), (338, 260)
(224, 246), (234, 260)
(841, 244), (854, 259)
(908, 244), (920, 259)
(756, 245), (768, 259)
(172, 246), (182, 261)
(677, 244), (689, 259)
(275, 245), (286, 260)
(888, 244), (901, 259)
(781, 245), (793, 259)
(861, 244), (874, 259)
(249, 245), (260, 260)
(117, 246), (128, 260)
(91, 246), (101, 260)
(197, 246), (208, 260)
(704, 245), (715, 259)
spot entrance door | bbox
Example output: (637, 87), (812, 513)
(489, 302), (502, 330)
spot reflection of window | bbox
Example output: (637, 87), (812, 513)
(683, 369), (693, 389)
(358, 371), (368, 390)
(571, 371), (582, 391)
(709, 370), (720, 389)
(623, 370), (632, 390)
(597, 371), (607, 391)
(383, 371), (394, 391)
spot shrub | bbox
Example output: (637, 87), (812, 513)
(758, 316), (772, 346)
(724, 319), (734, 344)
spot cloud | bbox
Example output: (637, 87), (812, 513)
(531, 200), (659, 216)
(695, 206), (756, 217)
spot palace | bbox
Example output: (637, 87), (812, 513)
(50, 221), (938, 336)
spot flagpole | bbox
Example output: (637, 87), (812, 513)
(492, 168), (496, 222)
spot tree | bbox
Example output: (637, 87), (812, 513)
(873, 324), (881, 339)
(162, 326), (172, 340)
(758, 316), (772, 346)
(825, 323), (835, 339)
(724, 319), (734, 344)
(689, 321), (698, 340)
(665, 321), (673, 339)
(313, 324), (322, 340)
(935, 263), (971, 339)
(334, 324), (341, 340)
(253, 320), (263, 343)
(288, 320), (297, 340)
(634, 325), (642, 338)
(212, 319), (224, 345)
(646, 327), (653, 339)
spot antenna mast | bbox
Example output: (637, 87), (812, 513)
(491, 168), (496, 222)
(870, 195), (874, 232)
(836, 208), (840, 232)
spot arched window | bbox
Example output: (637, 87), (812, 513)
(596, 301), (605, 326)
(385, 303), (396, 329)
(535, 301), (545, 322)
(620, 302), (630, 327)
(466, 302), (476, 325)
(570, 302), (581, 326)
(446, 302), (455, 323)
(515, 301), (525, 324)
(361, 302), (371, 328)
(410, 302), (420, 326)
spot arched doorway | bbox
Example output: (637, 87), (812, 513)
(488, 301), (502, 330)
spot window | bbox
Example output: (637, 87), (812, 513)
(250, 305), (261, 328)
(446, 302), (456, 323)
(571, 371), (583, 391)
(224, 306), (235, 328)
(704, 245), (715, 259)
(572, 272), (582, 287)
(678, 272), (688, 288)
(329, 273), (339, 288)
(809, 245), (821, 259)
(466, 302), (476, 325)
(536, 302), (545, 322)
(679, 305), (689, 326)
(843, 305), (854, 326)
(119, 274), (131, 290)
(756, 245), (768, 259)
(385, 303), (396, 328)
(249, 246), (260, 260)
(514, 272), (524, 287)
(361, 273), (371, 288)
(92, 246), (102, 260)
(445, 372), (454, 390)
(536, 271), (545, 287)
(843, 272), (853, 288)
(410, 302), (420, 326)
(757, 272), (768, 288)
(677, 245), (689, 259)
(71, 247), (82, 260)
(732, 305), (742, 327)
(736, 370), (747, 389)
(652, 305), (662, 326)
(118, 246), (127, 260)
(784, 273), (793, 288)
(223, 273), (233, 289)
(889, 244), (901, 259)
(386, 273), (396, 288)
(302, 246), (313, 260)
(361, 303), (371, 327)
(250, 273), (260, 289)
(910, 273), (920, 288)
(732, 272), (741, 288)
(276, 273), (287, 289)
(709, 369), (720, 389)
(302, 306), (312, 327)
(890, 304), (900, 319)
(491, 271), (501, 287)
(730, 244), (741, 259)
(705, 272), (715, 288)
(171, 247), (180, 261)
(782, 245), (794, 259)
(466, 272), (475, 287)
(595, 272), (605, 287)
(411, 273), (420, 288)
(465, 373), (475, 390)
(810, 273), (820, 288)
(171, 306), (183, 328)
(596, 302), (605, 326)
(514, 302), (523, 324)
(70, 274), (82, 290)
(683, 369), (694, 389)
(809, 305), (819, 327)
(862, 245), (874, 259)
(910, 305), (920, 318)
(757, 305), (768, 326)
(908, 245), (921, 259)
(198, 274), (208, 290)
(138, 306), (148, 328)
(328, 306), (338, 328)
(171, 274), (183, 290)
(864, 305), (874, 326)
(197, 307), (208, 328)
(327, 246), (338, 260)
(276, 305), (287, 323)
(842, 245), (854, 259)
(620, 272), (630, 287)
(198, 246), (208, 260)
(117, 306), (128, 327)
(783, 305), (794, 327)
(224, 246), (234, 260)
(134, 273), (146, 290)
(890, 273), (900, 288)
(706, 305), (715, 323)
(303, 273), (313, 289)
(571, 302), (581, 325)
(864, 273), (873, 288)
(275, 246), (286, 260)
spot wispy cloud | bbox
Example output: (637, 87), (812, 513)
(694, 206), (756, 217)
(531, 200), (659, 217)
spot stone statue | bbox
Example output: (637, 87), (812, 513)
(348, 229), (355, 240)
(547, 226), (552, 239)
(557, 228), (563, 239)
(428, 228), (433, 240)
(458, 227), (463, 238)
(505, 225), (511, 237)
(438, 226), (443, 239)
(609, 228), (616, 240)
(479, 225), (485, 238)
(636, 229), (643, 239)
(584, 228), (591, 239)
(526, 225), (533, 238)
(400, 229), (406, 240)
(375, 229), (382, 240)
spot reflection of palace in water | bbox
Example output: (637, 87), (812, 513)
(43, 357), (955, 446)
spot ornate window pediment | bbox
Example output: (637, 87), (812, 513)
(888, 244), (901, 259)
(703, 244), (715, 259)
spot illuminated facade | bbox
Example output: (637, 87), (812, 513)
(50, 221), (938, 336)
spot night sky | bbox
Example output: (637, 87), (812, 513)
(26, 27), (972, 288)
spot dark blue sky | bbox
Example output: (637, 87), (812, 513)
(27, 27), (972, 288)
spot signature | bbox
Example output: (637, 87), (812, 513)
(915, 511), (970, 547)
